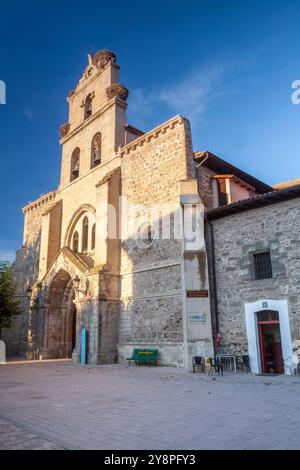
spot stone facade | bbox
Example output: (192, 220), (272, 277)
(3, 51), (215, 368)
(207, 192), (300, 373)
(118, 117), (195, 366)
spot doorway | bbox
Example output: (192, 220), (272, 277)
(245, 299), (292, 374)
(43, 269), (76, 359)
(257, 310), (284, 374)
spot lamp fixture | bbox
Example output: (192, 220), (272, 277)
(73, 275), (87, 295)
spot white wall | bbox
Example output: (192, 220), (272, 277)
(245, 299), (293, 374)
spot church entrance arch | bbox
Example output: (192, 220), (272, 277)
(42, 269), (76, 359)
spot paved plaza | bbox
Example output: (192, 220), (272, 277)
(1, 361), (300, 450)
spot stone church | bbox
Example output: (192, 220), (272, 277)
(3, 50), (300, 374)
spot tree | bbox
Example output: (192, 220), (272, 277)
(0, 262), (22, 339)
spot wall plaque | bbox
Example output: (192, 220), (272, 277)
(186, 290), (208, 298)
(189, 313), (207, 322)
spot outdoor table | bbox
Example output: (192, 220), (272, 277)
(216, 354), (237, 373)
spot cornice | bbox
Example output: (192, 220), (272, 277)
(119, 115), (185, 157)
(95, 167), (120, 187)
(23, 191), (56, 214)
(58, 155), (121, 192)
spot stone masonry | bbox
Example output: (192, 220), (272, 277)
(2, 50), (214, 368)
(4, 49), (299, 373)
(207, 196), (300, 365)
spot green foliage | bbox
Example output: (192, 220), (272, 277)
(0, 262), (22, 334)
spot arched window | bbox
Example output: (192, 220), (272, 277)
(91, 133), (101, 168)
(73, 231), (79, 253)
(84, 94), (92, 120)
(91, 224), (96, 250)
(70, 148), (80, 181)
(82, 216), (89, 253)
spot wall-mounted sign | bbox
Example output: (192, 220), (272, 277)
(186, 290), (208, 298)
(262, 301), (268, 308)
(189, 313), (207, 322)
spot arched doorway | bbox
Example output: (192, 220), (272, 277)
(43, 270), (77, 359)
(257, 310), (284, 374)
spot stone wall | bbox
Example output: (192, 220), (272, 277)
(197, 165), (216, 211)
(210, 198), (300, 354)
(23, 192), (56, 247)
(58, 155), (121, 251)
(2, 248), (30, 357)
(2, 193), (57, 357)
(118, 115), (194, 365)
(230, 180), (251, 204)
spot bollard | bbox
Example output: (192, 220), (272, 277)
(81, 327), (86, 367)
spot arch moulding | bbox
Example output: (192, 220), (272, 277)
(64, 203), (96, 247)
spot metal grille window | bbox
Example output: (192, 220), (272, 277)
(253, 252), (273, 280)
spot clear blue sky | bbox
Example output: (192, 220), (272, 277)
(1, 0), (300, 261)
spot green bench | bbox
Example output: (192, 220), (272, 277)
(127, 348), (159, 366)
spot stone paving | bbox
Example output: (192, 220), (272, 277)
(1, 361), (300, 450)
(0, 417), (62, 450)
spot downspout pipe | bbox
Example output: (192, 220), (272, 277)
(205, 215), (219, 346)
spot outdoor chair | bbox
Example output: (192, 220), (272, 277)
(241, 355), (251, 373)
(192, 356), (205, 373)
(207, 357), (223, 376)
(236, 354), (251, 373)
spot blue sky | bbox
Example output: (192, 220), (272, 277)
(1, 0), (300, 261)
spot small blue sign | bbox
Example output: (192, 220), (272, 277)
(81, 327), (86, 367)
(189, 313), (207, 322)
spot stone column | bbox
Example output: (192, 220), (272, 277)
(87, 299), (101, 364)
(98, 298), (120, 364)
(25, 302), (39, 360)
(36, 301), (46, 360)
(71, 298), (101, 365)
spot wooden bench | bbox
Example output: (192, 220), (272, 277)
(127, 348), (159, 366)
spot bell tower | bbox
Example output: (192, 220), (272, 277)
(58, 50), (129, 188)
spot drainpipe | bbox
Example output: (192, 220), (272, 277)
(180, 203), (189, 370)
(205, 215), (219, 347)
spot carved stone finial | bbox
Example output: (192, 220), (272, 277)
(106, 83), (129, 101)
(91, 50), (116, 69)
(60, 123), (70, 139)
